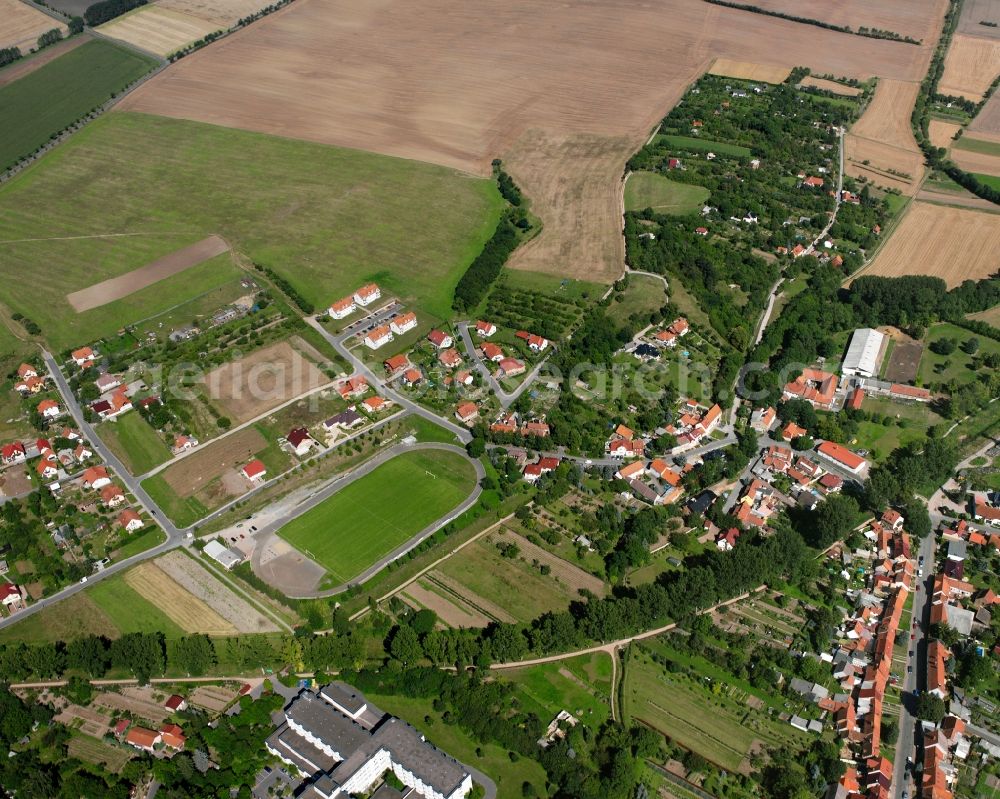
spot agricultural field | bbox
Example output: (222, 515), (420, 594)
(98, 5), (222, 58)
(800, 77), (863, 97)
(624, 643), (808, 774)
(157, 0), (276, 27)
(0, 40), (156, 173)
(952, 135), (1000, 176)
(0, 35), (89, 89)
(144, 424), (287, 526)
(119, 0), (934, 286)
(845, 79), (925, 195)
(429, 528), (606, 624)
(0, 0), (67, 52)
(859, 202), (1000, 286)
(734, 0), (948, 44)
(707, 59), (789, 84)
(503, 652), (613, 727)
(968, 304), (1000, 327)
(0, 112), (502, 350)
(97, 412), (172, 475)
(202, 339), (328, 424)
(956, 0), (1000, 37)
(940, 35), (1000, 99)
(929, 118), (962, 148)
(969, 91), (1000, 140)
(277, 449), (476, 584)
(624, 173), (709, 214)
(67, 735), (134, 773)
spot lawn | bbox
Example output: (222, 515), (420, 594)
(607, 273), (668, 326)
(918, 322), (1000, 386)
(141, 474), (208, 528)
(278, 449), (476, 584)
(97, 412), (171, 475)
(363, 691), (547, 799)
(973, 173), (1000, 191)
(113, 527), (166, 559)
(846, 397), (944, 461)
(0, 591), (116, 644)
(654, 134), (752, 158)
(503, 652), (613, 727)
(0, 40), (157, 172)
(499, 269), (603, 303)
(624, 172), (709, 214)
(0, 112), (503, 350)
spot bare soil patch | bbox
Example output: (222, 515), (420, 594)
(125, 560), (238, 635)
(929, 119), (962, 148)
(860, 202), (1000, 287)
(67, 235), (229, 312)
(957, 0), (1000, 39)
(0, 34), (89, 89)
(161, 425), (266, 496)
(119, 0), (938, 285)
(0, 0), (67, 52)
(970, 92), (1000, 139)
(800, 77), (862, 97)
(156, 550), (277, 632)
(939, 34), (1000, 99)
(916, 188), (1000, 211)
(708, 59), (789, 84)
(402, 580), (490, 629)
(98, 5), (221, 57)
(846, 80), (925, 195)
(952, 147), (1000, 176)
(54, 703), (112, 738)
(202, 339), (326, 423)
(94, 688), (169, 724)
(0, 467), (31, 497)
(188, 684), (239, 712)
(744, 0), (948, 44)
(883, 339), (923, 384)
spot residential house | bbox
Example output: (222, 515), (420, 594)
(802, 176), (824, 188)
(37, 399), (61, 419)
(1, 442), (25, 464)
(515, 331), (548, 352)
(363, 325), (393, 350)
(521, 421), (550, 438)
(361, 396), (387, 415)
(455, 402), (479, 424)
(498, 358), (525, 378)
(390, 312), (417, 335)
(338, 376), (369, 400)
(475, 321), (497, 337)
(118, 509), (144, 533)
(71, 347), (97, 367)
(100, 484), (126, 507)
(353, 284), (381, 306)
(82, 466), (111, 490)
(383, 354), (408, 374)
(160, 723), (185, 750)
(126, 727), (161, 753)
(438, 348), (462, 368)
(0, 582), (24, 613)
(172, 435), (198, 454)
(454, 370), (474, 387)
(95, 373), (121, 393)
(816, 440), (869, 478)
(17, 363), (37, 380)
(241, 459), (267, 483)
(74, 443), (93, 462)
(750, 406), (777, 433)
(14, 375), (44, 394)
(401, 368), (423, 387)
(607, 437), (645, 459)
(165, 695), (188, 712)
(287, 428), (316, 457)
(616, 461), (645, 481)
(328, 296), (356, 319)
(324, 410), (364, 432)
(427, 329), (453, 349)
(481, 343), (504, 362)
(783, 368), (838, 409)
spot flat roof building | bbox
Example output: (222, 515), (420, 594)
(267, 682), (473, 799)
(842, 328), (886, 379)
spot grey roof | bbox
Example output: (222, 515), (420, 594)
(371, 785), (405, 799)
(945, 604), (975, 636)
(326, 409), (363, 428)
(948, 539), (967, 560)
(319, 682), (367, 717)
(842, 328), (885, 377)
(286, 693), (369, 756)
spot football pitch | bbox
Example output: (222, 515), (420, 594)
(277, 448), (476, 584)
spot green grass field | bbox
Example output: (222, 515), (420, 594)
(278, 449), (476, 583)
(624, 173), (710, 214)
(113, 527), (165, 559)
(918, 322), (1000, 386)
(655, 134), (752, 158)
(97, 412), (171, 475)
(87, 573), (186, 638)
(504, 652), (613, 727)
(954, 137), (1000, 157)
(973, 173), (1000, 190)
(607, 273), (668, 326)
(0, 112), (503, 350)
(141, 474), (207, 529)
(0, 40), (157, 172)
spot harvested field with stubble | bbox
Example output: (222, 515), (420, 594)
(125, 561), (238, 635)
(743, 0), (947, 44)
(0, 0), (67, 52)
(202, 339), (327, 423)
(158, 0), (276, 27)
(846, 80), (925, 195)
(98, 5), (221, 57)
(951, 147), (1000, 176)
(708, 59), (789, 84)
(800, 77), (862, 97)
(161, 425), (266, 496)
(156, 550), (278, 632)
(860, 202), (1000, 286)
(929, 119), (962, 148)
(939, 35), (1000, 99)
(119, 0), (937, 284)
(957, 0), (1000, 38)
(67, 235), (229, 312)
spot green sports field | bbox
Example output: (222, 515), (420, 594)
(624, 172), (710, 214)
(278, 449), (476, 584)
(0, 39), (157, 172)
(0, 112), (503, 350)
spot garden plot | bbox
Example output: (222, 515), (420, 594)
(54, 703), (112, 738)
(94, 688), (170, 724)
(189, 683), (240, 712)
(401, 579), (492, 629)
(68, 735), (134, 773)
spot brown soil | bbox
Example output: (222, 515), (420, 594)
(54, 703), (111, 738)
(860, 201), (1000, 287)
(126, 560), (238, 635)
(67, 235), (229, 312)
(916, 189), (1000, 212)
(94, 689), (170, 724)
(118, 0), (938, 284)
(201, 339), (326, 423)
(0, 34), (89, 89)
(800, 77), (862, 96)
(952, 147), (1000, 175)
(928, 119), (961, 148)
(188, 684), (239, 712)
(402, 580), (491, 628)
(708, 59), (789, 83)
(969, 92), (1000, 139)
(957, 0), (1000, 38)
(743, 0), (948, 44)
(161, 425), (266, 496)
(883, 339), (923, 384)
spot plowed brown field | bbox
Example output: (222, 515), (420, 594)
(952, 147), (1000, 175)
(928, 119), (961, 148)
(119, 0), (938, 283)
(745, 0), (947, 44)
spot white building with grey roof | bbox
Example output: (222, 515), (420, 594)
(266, 682), (473, 799)
(841, 328), (886, 379)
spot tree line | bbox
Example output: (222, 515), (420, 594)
(84, 0), (147, 27)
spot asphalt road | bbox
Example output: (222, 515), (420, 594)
(891, 530), (936, 799)
(249, 441), (485, 598)
(455, 321), (549, 409)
